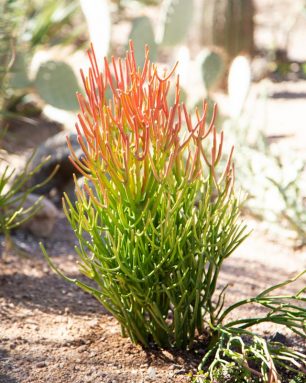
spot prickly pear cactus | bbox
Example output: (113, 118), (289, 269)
(200, 0), (254, 58)
(34, 60), (81, 111)
(158, 0), (194, 46)
(129, 16), (157, 66)
(228, 55), (251, 117)
(198, 48), (225, 94)
(9, 53), (31, 90)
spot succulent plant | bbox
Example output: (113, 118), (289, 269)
(198, 48), (225, 95)
(42, 41), (247, 349)
(129, 16), (157, 66)
(34, 60), (81, 111)
(158, 0), (194, 46)
(200, 0), (255, 58)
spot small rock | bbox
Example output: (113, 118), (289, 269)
(147, 366), (156, 379)
(36, 361), (46, 368)
(78, 345), (87, 353)
(85, 369), (94, 376)
(27, 131), (82, 196)
(14, 193), (60, 237)
(88, 319), (99, 328)
(270, 331), (287, 344)
(161, 350), (173, 360)
(174, 369), (186, 375)
(197, 348), (206, 355)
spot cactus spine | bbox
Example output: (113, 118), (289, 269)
(200, 0), (255, 58)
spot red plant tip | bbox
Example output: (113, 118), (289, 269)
(68, 42), (234, 197)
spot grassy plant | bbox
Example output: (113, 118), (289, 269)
(0, 1), (53, 249)
(23, 0), (79, 47)
(268, 161), (306, 248)
(0, 151), (58, 255)
(42, 41), (248, 348)
(194, 271), (306, 382)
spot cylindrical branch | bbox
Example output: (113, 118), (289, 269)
(68, 42), (234, 203)
(41, 39), (253, 352)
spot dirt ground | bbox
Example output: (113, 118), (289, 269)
(1, 95), (305, 383)
(0, 211), (305, 383)
(1, 1), (306, 382)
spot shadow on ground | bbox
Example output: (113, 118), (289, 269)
(0, 348), (19, 383)
(271, 90), (306, 99)
(0, 271), (107, 316)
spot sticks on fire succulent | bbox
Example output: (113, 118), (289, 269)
(42, 41), (248, 348)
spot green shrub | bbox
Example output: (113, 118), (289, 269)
(42, 42), (248, 348)
(0, 1), (45, 249)
(0, 153), (57, 238)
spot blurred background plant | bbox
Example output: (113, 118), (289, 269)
(0, 0), (22, 124)
(0, 0), (61, 254)
(0, 153), (57, 255)
(6, 0), (82, 114)
(0, 0), (34, 252)
(222, 55), (306, 248)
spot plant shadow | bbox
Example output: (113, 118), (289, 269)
(0, 271), (108, 316)
(0, 348), (19, 383)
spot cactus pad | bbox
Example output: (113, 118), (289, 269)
(129, 16), (157, 66)
(159, 0), (194, 46)
(198, 49), (225, 93)
(34, 60), (81, 111)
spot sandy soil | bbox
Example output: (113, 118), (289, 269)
(0, 109), (305, 382)
(1, 1), (306, 382)
(0, 214), (305, 383)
